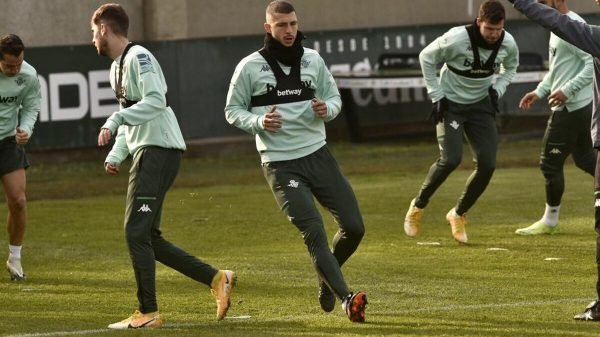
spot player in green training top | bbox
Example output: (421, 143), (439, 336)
(514, 0), (594, 236)
(91, 4), (235, 329)
(0, 34), (41, 282)
(404, 0), (519, 243)
(225, 0), (367, 323)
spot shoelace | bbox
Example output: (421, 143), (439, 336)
(120, 311), (142, 323)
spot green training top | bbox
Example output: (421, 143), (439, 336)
(534, 11), (592, 112)
(225, 48), (341, 163)
(0, 61), (41, 140)
(103, 44), (186, 165)
(419, 25), (519, 104)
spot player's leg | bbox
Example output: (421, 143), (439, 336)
(1, 137), (29, 281)
(262, 160), (353, 309)
(517, 110), (570, 235)
(310, 146), (365, 314)
(145, 148), (233, 320)
(404, 104), (467, 237)
(310, 146), (364, 268)
(3, 169), (27, 281)
(413, 106), (466, 209)
(121, 147), (163, 317)
(455, 105), (497, 216)
(451, 100), (497, 243)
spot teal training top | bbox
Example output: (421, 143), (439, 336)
(0, 61), (41, 139)
(419, 25), (520, 104)
(225, 47), (341, 163)
(103, 44), (186, 165)
(534, 11), (593, 112)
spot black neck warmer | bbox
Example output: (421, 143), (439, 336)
(466, 20), (503, 50)
(263, 31), (305, 67)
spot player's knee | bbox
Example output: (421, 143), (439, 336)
(441, 156), (462, 170)
(342, 220), (365, 241)
(7, 195), (26, 212)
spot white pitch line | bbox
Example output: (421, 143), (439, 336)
(1, 323), (206, 337)
(2, 329), (107, 337)
(2, 299), (592, 337)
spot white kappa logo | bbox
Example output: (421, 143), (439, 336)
(449, 121), (460, 130)
(137, 204), (152, 212)
(287, 180), (299, 188)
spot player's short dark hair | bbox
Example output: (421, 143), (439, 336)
(266, 1), (296, 16)
(479, 0), (506, 24)
(91, 3), (129, 37)
(0, 34), (24, 60)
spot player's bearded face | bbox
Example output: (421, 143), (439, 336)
(91, 24), (109, 56)
(478, 19), (504, 45)
(265, 12), (298, 47)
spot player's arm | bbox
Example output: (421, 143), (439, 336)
(104, 125), (129, 172)
(18, 73), (42, 138)
(532, 70), (551, 100)
(224, 61), (266, 135)
(314, 56), (341, 122)
(102, 53), (167, 135)
(512, 0), (600, 57)
(561, 44), (593, 99)
(419, 34), (448, 103)
(492, 41), (519, 97)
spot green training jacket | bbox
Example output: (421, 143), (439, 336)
(103, 45), (186, 166)
(419, 25), (519, 104)
(0, 61), (41, 140)
(225, 48), (341, 163)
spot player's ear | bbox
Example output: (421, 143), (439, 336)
(100, 23), (108, 36)
(264, 22), (272, 34)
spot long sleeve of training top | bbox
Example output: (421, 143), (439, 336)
(103, 44), (186, 165)
(512, 0), (600, 147)
(533, 10), (593, 112)
(0, 61), (41, 139)
(419, 25), (519, 104)
(105, 125), (130, 165)
(225, 48), (341, 163)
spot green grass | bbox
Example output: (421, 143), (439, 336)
(1, 138), (599, 337)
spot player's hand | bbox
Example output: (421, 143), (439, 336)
(519, 91), (540, 110)
(489, 86), (500, 113)
(105, 162), (120, 175)
(548, 90), (568, 108)
(15, 127), (29, 145)
(430, 97), (449, 124)
(312, 98), (328, 119)
(263, 106), (282, 133)
(98, 128), (112, 146)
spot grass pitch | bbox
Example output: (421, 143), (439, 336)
(0, 138), (598, 337)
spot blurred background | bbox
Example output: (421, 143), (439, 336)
(2, 0), (598, 154)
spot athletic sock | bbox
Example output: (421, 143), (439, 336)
(541, 204), (560, 227)
(8, 245), (22, 259)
